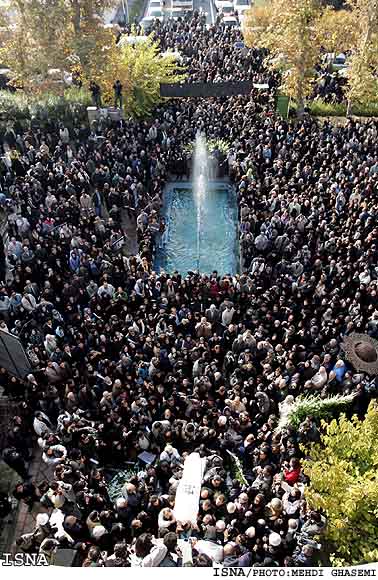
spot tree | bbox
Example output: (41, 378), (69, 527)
(67, 0), (118, 73)
(118, 36), (186, 117)
(316, 0), (378, 114)
(71, 22), (127, 103)
(302, 401), (378, 566)
(0, 0), (118, 93)
(244, 0), (378, 116)
(316, 6), (357, 53)
(344, 0), (378, 115)
(244, 0), (324, 115)
(0, 0), (73, 91)
(1, 1), (185, 114)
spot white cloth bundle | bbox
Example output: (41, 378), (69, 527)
(174, 452), (206, 525)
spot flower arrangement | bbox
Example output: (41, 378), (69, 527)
(183, 138), (230, 156)
(106, 468), (137, 501)
(227, 450), (248, 486)
(278, 392), (357, 431)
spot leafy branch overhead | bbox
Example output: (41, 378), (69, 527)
(0, 0), (117, 92)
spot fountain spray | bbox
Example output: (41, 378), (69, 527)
(193, 133), (209, 272)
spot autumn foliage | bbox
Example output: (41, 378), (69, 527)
(243, 0), (378, 115)
(303, 402), (378, 566)
(0, 0), (185, 116)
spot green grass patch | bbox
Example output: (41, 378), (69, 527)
(290, 98), (378, 117)
(309, 100), (347, 116)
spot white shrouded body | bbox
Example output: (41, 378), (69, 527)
(174, 452), (206, 525)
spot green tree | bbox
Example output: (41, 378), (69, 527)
(244, 0), (324, 115)
(67, 0), (117, 71)
(303, 401), (378, 566)
(1, 1), (185, 114)
(118, 36), (186, 117)
(316, 6), (357, 52)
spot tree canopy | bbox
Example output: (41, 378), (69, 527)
(0, 0), (118, 91)
(0, 0), (185, 115)
(244, 0), (325, 114)
(303, 401), (378, 566)
(119, 37), (186, 117)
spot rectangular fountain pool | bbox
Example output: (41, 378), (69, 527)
(154, 182), (239, 275)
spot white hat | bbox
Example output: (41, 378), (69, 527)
(92, 525), (107, 539)
(246, 526), (255, 538)
(36, 513), (49, 527)
(218, 415), (227, 427)
(269, 532), (282, 547)
(227, 502), (236, 514)
(239, 493), (249, 504)
(269, 498), (283, 511)
(216, 520), (226, 532)
(116, 497), (127, 508)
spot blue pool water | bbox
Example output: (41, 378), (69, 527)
(154, 182), (239, 275)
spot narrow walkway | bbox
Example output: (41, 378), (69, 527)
(0, 395), (50, 557)
(121, 209), (138, 256)
(10, 450), (51, 555)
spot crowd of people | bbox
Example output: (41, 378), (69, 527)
(311, 69), (346, 105)
(0, 11), (377, 568)
(148, 15), (271, 84)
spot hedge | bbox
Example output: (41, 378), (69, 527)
(0, 87), (92, 128)
(290, 98), (378, 117)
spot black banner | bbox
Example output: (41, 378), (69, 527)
(0, 329), (32, 380)
(160, 81), (254, 98)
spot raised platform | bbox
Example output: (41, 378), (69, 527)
(87, 106), (125, 125)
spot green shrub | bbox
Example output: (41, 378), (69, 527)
(0, 88), (91, 126)
(64, 87), (92, 107)
(290, 98), (378, 117)
(0, 91), (30, 120)
(309, 100), (347, 116)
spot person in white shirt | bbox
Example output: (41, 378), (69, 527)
(45, 192), (57, 210)
(160, 444), (181, 465)
(45, 481), (74, 510)
(33, 411), (53, 437)
(97, 281), (115, 299)
(59, 125), (70, 144)
(7, 237), (22, 258)
(222, 305), (235, 326)
(42, 444), (67, 467)
(130, 534), (168, 567)
(21, 292), (37, 312)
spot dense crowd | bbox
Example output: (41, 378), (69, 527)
(0, 11), (377, 568)
(148, 15), (271, 83)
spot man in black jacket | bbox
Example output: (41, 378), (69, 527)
(159, 532), (182, 567)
